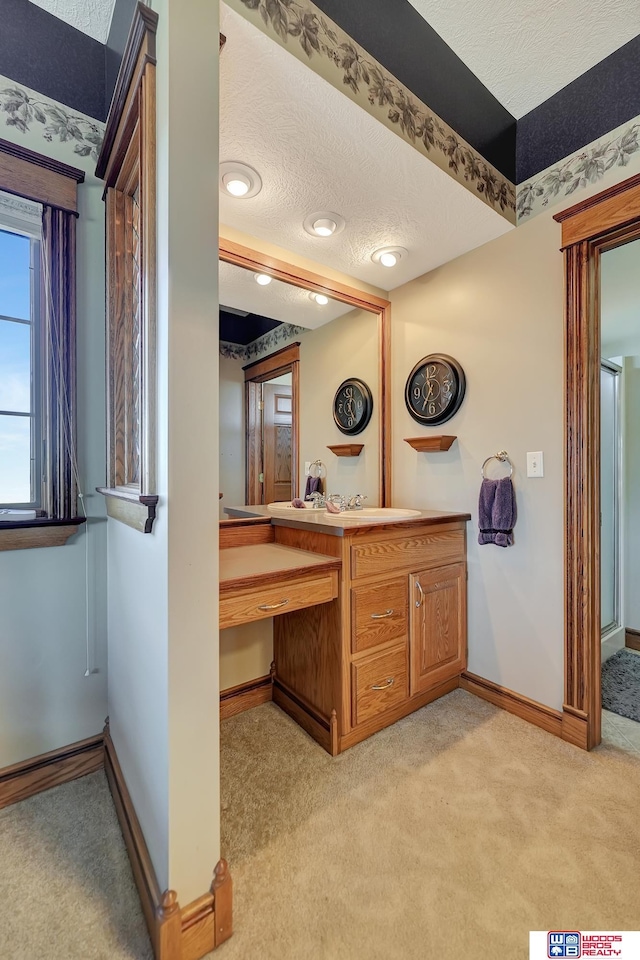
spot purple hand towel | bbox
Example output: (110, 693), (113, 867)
(478, 477), (516, 547)
(304, 475), (322, 500)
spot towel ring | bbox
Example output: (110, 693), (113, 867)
(308, 459), (327, 479)
(481, 450), (513, 479)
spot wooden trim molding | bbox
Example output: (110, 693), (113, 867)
(0, 518), (85, 552)
(97, 2), (159, 533)
(96, 2), (158, 184)
(0, 734), (103, 810)
(220, 675), (273, 720)
(0, 136), (84, 213)
(243, 341), (300, 379)
(625, 628), (640, 652)
(553, 172), (640, 751)
(219, 237), (392, 506)
(104, 723), (233, 959)
(554, 172), (640, 247)
(460, 672), (563, 738)
(97, 486), (159, 534)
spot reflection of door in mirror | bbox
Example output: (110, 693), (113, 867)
(262, 375), (292, 504)
(219, 248), (392, 512)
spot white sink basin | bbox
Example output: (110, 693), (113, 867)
(267, 501), (325, 512)
(325, 507), (422, 522)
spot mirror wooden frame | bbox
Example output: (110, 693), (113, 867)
(219, 238), (392, 506)
(554, 172), (640, 750)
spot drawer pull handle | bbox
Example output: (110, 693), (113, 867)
(371, 677), (395, 691)
(370, 608), (394, 620)
(415, 580), (425, 607)
(257, 598), (290, 611)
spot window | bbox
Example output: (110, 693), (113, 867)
(0, 223), (41, 510)
(96, 4), (159, 534)
(0, 140), (85, 549)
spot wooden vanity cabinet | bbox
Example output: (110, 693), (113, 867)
(272, 516), (468, 755)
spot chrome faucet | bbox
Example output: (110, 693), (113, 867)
(326, 494), (367, 512)
(308, 491), (327, 508)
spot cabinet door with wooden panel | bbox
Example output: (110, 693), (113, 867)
(409, 562), (466, 695)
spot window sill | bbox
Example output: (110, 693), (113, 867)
(0, 517), (86, 552)
(97, 487), (158, 534)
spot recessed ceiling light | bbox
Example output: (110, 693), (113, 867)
(255, 273), (272, 286)
(303, 212), (346, 238)
(220, 161), (262, 199)
(309, 292), (329, 305)
(371, 246), (408, 267)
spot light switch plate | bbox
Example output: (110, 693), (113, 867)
(304, 461), (312, 476)
(527, 451), (544, 477)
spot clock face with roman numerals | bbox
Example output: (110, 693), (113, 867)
(333, 378), (373, 436)
(404, 354), (466, 426)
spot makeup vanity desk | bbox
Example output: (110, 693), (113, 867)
(220, 507), (471, 755)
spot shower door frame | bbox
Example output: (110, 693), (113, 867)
(554, 172), (640, 750)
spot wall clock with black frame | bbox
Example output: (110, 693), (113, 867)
(333, 378), (373, 436)
(404, 354), (466, 426)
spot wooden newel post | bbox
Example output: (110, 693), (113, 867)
(212, 859), (233, 946)
(157, 889), (182, 960)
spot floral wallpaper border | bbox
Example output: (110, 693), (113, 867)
(517, 114), (640, 222)
(220, 322), (307, 361)
(0, 77), (104, 164)
(226, 0), (516, 224)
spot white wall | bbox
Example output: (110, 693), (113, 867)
(0, 120), (107, 769)
(391, 211), (565, 711)
(108, 0), (220, 904)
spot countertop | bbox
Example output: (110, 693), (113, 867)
(223, 504), (471, 537)
(220, 543), (341, 593)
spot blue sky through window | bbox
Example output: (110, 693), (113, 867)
(0, 229), (30, 320)
(0, 229), (33, 505)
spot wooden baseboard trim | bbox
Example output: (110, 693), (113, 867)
(0, 733), (103, 810)
(561, 704), (590, 749)
(104, 723), (233, 959)
(273, 680), (333, 753)
(625, 628), (640, 652)
(220, 674), (272, 720)
(460, 672), (563, 739)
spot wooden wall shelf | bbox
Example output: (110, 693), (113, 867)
(404, 436), (457, 452)
(327, 444), (364, 457)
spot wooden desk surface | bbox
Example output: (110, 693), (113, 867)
(220, 543), (341, 595)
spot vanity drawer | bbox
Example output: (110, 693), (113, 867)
(351, 645), (408, 726)
(351, 577), (408, 653)
(350, 527), (465, 580)
(219, 570), (338, 630)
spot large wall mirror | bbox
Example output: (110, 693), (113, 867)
(219, 239), (391, 515)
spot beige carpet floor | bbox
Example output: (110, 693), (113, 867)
(218, 691), (640, 960)
(0, 771), (153, 960)
(1, 691), (639, 960)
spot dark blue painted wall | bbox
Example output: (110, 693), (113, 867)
(0, 0), (106, 121)
(311, 0), (517, 183)
(517, 36), (640, 182)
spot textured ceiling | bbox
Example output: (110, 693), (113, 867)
(406, 0), (640, 118)
(219, 261), (354, 330)
(29, 0), (116, 42)
(219, 5), (512, 291)
(601, 239), (640, 356)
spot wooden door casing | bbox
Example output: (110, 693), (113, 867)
(263, 384), (292, 504)
(409, 562), (467, 695)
